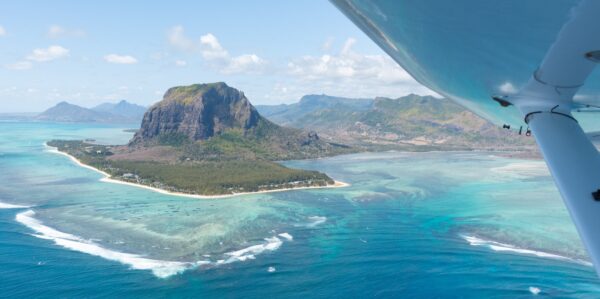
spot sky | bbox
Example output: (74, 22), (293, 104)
(0, 0), (434, 112)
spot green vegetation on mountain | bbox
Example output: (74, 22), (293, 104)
(257, 94), (534, 151)
(257, 94), (373, 126)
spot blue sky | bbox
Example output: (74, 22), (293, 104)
(0, 0), (433, 112)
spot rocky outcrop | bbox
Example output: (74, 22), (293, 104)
(127, 82), (352, 159)
(131, 82), (261, 144)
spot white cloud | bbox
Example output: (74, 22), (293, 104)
(199, 33), (229, 60)
(167, 26), (266, 74)
(199, 33), (266, 74)
(104, 54), (138, 64)
(258, 37), (437, 103)
(222, 54), (266, 74)
(47, 25), (85, 38)
(340, 37), (356, 55)
(6, 45), (69, 71)
(287, 38), (414, 84)
(26, 45), (70, 62)
(175, 60), (187, 67)
(167, 26), (195, 51)
(6, 61), (32, 70)
(0, 26), (6, 36)
(165, 29), (435, 103)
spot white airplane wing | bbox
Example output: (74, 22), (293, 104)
(331, 0), (600, 275)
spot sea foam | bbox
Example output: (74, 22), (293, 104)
(15, 210), (206, 278)
(490, 162), (549, 177)
(462, 235), (592, 266)
(278, 232), (293, 241)
(0, 201), (30, 209)
(529, 286), (541, 295)
(306, 216), (327, 227)
(15, 209), (293, 278)
(223, 236), (283, 264)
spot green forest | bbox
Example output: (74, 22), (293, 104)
(47, 140), (334, 195)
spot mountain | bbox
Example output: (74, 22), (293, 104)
(36, 102), (124, 123)
(130, 82), (351, 160)
(256, 94), (373, 126)
(258, 94), (534, 151)
(37, 101), (144, 123)
(92, 100), (146, 120)
(131, 83), (260, 143)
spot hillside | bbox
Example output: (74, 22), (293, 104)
(36, 101), (145, 123)
(257, 94), (535, 151)
(256, 94), (373, 126)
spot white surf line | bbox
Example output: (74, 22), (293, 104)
(278, 232), (293, 241)
(15, 207), (295, 278)
(306, 216), (327, 227)
(490, 162), (549, 177)
(44, 142), (349, 199)
(461, 234), (592, 267)
(0, 201), (30, 209)
(44, 143), (110, 177)
(221, 236), (284, 264)
(15, 209), (206, 278)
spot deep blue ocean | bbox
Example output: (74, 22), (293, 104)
(1, 121), (600, 298)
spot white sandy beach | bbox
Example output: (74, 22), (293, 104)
(44, 143), (349, 199)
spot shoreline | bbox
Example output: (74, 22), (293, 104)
(43, 143), (349, 199)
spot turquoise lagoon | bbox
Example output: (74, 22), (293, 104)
(0, 121), (599, 298)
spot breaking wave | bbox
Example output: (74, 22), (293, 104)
(461, 234), (592, 266)
(490, 162), (549, 177)
(0, 201), (30, 209)
(278, 232), (293, 241)
(221, 236), (284, 264)
(15, 209), (293, 278)
(306, 216), (327, 227)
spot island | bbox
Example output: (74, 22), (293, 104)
(47, 82), (351, 197)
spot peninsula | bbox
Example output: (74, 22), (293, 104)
(48, 82), (351, 196)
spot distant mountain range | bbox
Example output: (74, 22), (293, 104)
(92, 100), (147, 120)
(32, 91), (533, 151)
(256, 94), (373, 125)
(257, 94), (534, 151)
(36, 100), (146, 123)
